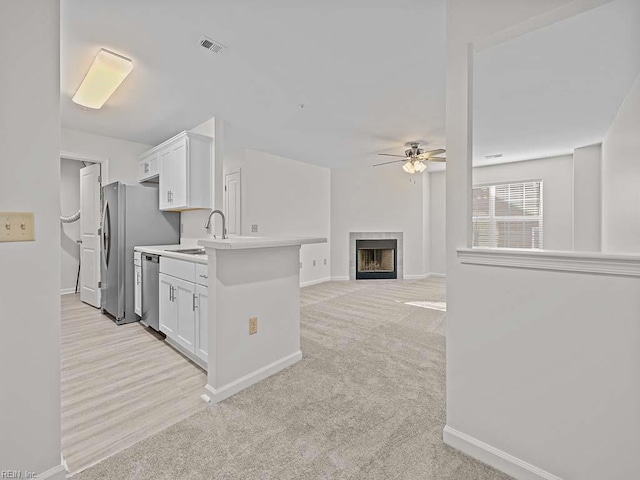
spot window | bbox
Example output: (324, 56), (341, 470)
(472, 181), (543, 249)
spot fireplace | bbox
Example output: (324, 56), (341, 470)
(356, 239), (397, 279)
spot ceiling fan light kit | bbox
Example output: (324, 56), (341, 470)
(374, 142), (446, 174)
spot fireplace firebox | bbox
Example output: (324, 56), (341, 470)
(356, 239), (398, 280)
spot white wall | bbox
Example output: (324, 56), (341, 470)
(331, 166), (426, 279)
(573, 143), (602, 251)
(429, 171), (447, 275)
(602, 74), (640, 253)
(60, 159), (83, 293)
(474, 155), (574, 250)
(430, 154), (575, 274)
(224, 149), (331, 286)
(0, 1), (64, 478)
(446, 1), (640, 479)
(61, 127), (152, 184)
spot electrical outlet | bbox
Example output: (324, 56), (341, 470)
(299, 261), (303, 269)
(251, 224), (258, 233)
(249, 316), (258, 335)
(1, 212), (35, 242)
(313, 260), (316, 267)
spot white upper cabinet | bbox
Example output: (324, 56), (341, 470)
(138, 150), (159, 182)
(156, 131), (212, 211)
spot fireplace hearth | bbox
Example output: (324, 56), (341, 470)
(356, 239), (397, 280)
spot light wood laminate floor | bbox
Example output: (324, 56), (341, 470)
(61, 294), (207, 475)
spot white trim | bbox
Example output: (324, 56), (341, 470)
(427, 272), (446, 278)
(38, 463), (67, 480)
(473, 0), (613, 52)
(404, 273), (430, 280)
(60, 150), (110, 185)
(165, 337), (207, 370)
(443, 426), (563, 480)
(60, 288), (76, 295)
(300, 277), (331, 288)
(458, 248), (640, 277)
(331, 276), (350, 282)
(202, 350), (302, 404)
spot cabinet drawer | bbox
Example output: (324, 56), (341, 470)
(196, 263), (209, 286)
(160, 257), (196, 283)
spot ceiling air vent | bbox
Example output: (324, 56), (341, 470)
(199, 36), (225, 54)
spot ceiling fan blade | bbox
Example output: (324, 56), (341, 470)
(418, 149), (446, 159)
(377, 153), (406, 158)
(373, 159), (406, 167)
(427, 157), (446, 162)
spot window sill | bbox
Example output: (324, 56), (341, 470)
(457, 248), (640, 277)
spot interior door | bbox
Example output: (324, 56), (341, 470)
(79, 163), (101, 308)
(224, 169), (241, 236)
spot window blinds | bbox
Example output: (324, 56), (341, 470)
(472, 181), (543, 249)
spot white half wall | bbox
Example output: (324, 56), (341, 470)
(61, 127), (152, 184)
(446, 1), (640, 479)
(60, 159), (82, 293)
(0, 1), (65, 478)
(331, 166), (426, 279)
(602, 74), (640, 253)
(223, 149), (331, 286)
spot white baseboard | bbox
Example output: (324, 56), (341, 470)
(404, 273), (430, 280)
(38, 463), (67, 480)
(202, 350), (302, 404)
(403, 272), (446, 280)
(300, 277), (331, 288)
(60, 288), (76, 295)
(443, 426), (563, 480)
(330, 276), (350, 281)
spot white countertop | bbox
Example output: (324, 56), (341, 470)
(134, 245), (208, 264)
(198, 236), (327, 250)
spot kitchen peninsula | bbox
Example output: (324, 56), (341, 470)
(198, 236), (326, 403)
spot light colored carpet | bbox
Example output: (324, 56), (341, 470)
(73, 278), (512, 480)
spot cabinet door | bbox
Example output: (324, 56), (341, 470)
(170, 138), (189, 209)
(138, 159), (149, 182)
(159, 147), (173, 210)
(174, 277), (196, 354)
(134, 265), (142, 317)
(195, 284), (208, 363)
(149, 153), (159, 177)
(159, 274), (177, 337)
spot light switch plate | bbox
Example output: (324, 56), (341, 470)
(1, 212), (35, 242)
(251, 224), (258, 233)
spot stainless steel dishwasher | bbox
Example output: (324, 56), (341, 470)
(141, 254), (160, 331)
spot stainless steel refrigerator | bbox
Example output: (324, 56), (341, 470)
(101, 182), (180, 324)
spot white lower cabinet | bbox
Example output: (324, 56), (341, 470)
(134, 252), (142, 317)
(159, 258), (209, 366)
(195, 284), (208, 363)
(159, 273), (177, 337)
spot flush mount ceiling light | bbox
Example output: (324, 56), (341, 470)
(72, 48), (134, 109)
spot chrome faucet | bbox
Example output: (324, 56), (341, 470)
(204, 209), (228, 239)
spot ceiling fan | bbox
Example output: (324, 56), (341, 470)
(374, 142), (446, 174)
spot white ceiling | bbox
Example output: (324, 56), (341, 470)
(473, 0), (640, 167)
(61, 0), (446, 168)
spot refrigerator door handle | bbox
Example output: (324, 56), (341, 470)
(101, 201), (111, 268)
